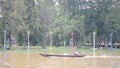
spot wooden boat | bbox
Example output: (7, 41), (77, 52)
(40, 53), (85, 57)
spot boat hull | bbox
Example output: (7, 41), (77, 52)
(40, 54), (85, 57)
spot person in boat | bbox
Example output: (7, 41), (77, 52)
(74, 51), (79, 56)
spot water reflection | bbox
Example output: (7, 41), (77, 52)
(0, 52), (13, 68)
(25, 50), (30, 68)
(93, 58), (96, 68)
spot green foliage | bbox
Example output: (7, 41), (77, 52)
(0, 0), (120, 47)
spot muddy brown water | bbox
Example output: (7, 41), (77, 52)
(0, 52), (120, 68)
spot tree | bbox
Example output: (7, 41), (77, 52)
(0, 0), (14, 46)
(50, 0), (85, 47)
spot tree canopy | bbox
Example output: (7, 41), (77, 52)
(0, 0), (120, 47)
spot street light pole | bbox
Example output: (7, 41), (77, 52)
(4, 29), (6, 52)
(71, 32), (75, 54)
(93, 31), (96, 57)
(109, 33), (113, 52)
(0, 15), (3, 46)
(50, 31), (53, 51)
(27, 31), (30, 50)
(1, 15), (7, 52)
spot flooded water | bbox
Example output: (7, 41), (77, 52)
(0, 52), (120, 68)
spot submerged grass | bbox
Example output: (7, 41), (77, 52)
(0, 46), (120, 54)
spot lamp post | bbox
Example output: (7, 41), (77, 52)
(93, 31), (96, 57)
(27, 31), (30, 50)
(50, 31), (53, 51)
(71, 32), (75, 54)
(0, 15), (7, 52)
(26, 30), (30, 68)
(4, 29), (6, 52)
(0, 14), (3, 46)
(109, 33), (113, 52)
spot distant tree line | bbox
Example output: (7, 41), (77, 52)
(0, 0), (120, 48)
